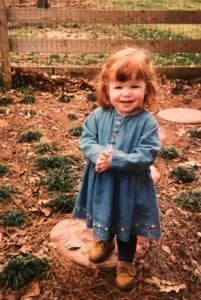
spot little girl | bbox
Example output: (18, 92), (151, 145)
(73, 47), (161, 291)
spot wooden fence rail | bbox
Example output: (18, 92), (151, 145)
(1, 3), (201, 88)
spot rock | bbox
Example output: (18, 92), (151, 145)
(50, 218), (150, 269)
(158, 108), (201, 124)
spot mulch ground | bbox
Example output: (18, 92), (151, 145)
(0, 73), (200, 299)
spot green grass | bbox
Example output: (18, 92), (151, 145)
(188, 128), (201, 139)
(0, 185), (13, 202)
(0, 210), (28, 226)
(97, 0), (201, 9)
(19, 130), (43, 143)
(45, 166), (78, 192)
(7, 1), (201, 68)
(47, 193), (75, 214)
(0, 164), (9, 177)
(0, 96), (13, 106)
(0, 253), (48, 290)
(35, 141), (58, 154)
(171, 164), (198, 183)
(174, 190), (201, 212)
(159, 146), (180, 160)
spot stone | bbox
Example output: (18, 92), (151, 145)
(158, 108), (201, 124)
(50, 218), (150, 269)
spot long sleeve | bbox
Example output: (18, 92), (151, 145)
(79, 109), (105, 163)
(111, 121), (160, 172)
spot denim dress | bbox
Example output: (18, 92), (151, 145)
(73, 107), (161, 242)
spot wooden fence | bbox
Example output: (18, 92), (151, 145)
(0, 0), (201, 88)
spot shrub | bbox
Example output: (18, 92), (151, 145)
(0, 253), (48, 290)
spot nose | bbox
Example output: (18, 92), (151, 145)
(121, 88), (132, 97)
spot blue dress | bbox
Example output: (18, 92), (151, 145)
(73, 107), (161, 242)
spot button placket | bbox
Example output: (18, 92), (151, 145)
(109, 115), (124, 145)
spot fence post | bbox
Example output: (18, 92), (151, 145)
(0, 0), (12, 89)
(37, 0), (51, 8)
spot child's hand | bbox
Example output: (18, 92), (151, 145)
(95, 145), (113, 173)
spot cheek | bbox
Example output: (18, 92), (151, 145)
(134, 90), (146, 98)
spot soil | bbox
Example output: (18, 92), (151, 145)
(0, 71), (201, 300)
(1, 1), (201, 299)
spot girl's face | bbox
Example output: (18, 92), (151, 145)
(108, 79), (147, 116)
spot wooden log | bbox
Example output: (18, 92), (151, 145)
(0, 0), (12, 89)
(6, 8), (201, 25)
(9, 37), (201, 54)
(12, 65), (201, 80)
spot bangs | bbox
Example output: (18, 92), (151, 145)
(108, 57), (148, 82)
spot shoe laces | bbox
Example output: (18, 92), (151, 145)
(97, 240), (112, 250)
(117, 261), (136, 277)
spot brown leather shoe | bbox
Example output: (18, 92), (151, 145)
(116, 261), (136, 291)
(89, 239), (115, 263)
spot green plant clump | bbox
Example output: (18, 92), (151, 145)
(188, 128), (201, 139)
(58, 93), (72, 103)
(171, 164), (198, 183)
(21, 94), (36, 104)
(0, 210), (28, 226)
(86, 92), (96, 102)
(0, 97), (13, 106)
(0, 253), (49, 290)
(19, 130), (43, 142)
(159, 146), (179, 160)
(67, 113), (78, 120)
(0, 164), (9, 177)
(69, 126), (82, 137)
(0, 185), (13, 202)
(36, 155), (80, 170)
(35, 142), (58, 154)
(174, 190), (201, 212)
(36, 155), (65, 170)
(48, 193), (75, 213)
(45, 166), (78, 192)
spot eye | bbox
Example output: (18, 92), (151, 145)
(114, 86), (122, 89)
(131, 85), (139, 88)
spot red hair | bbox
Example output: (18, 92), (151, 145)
(95, 47), (158, 109)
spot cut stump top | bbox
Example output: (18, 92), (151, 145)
(158, 108), (201, 124)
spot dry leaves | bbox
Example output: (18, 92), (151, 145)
(145, 276), (186, 293)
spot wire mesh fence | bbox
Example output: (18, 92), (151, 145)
(1, 0), (201, 84)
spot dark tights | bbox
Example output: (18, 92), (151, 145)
(117, 235), (137, 262)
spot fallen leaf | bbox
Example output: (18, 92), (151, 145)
(162, 245), (171, 255)
(145, 276), (186, 294)
(21, 281), (40, 299)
